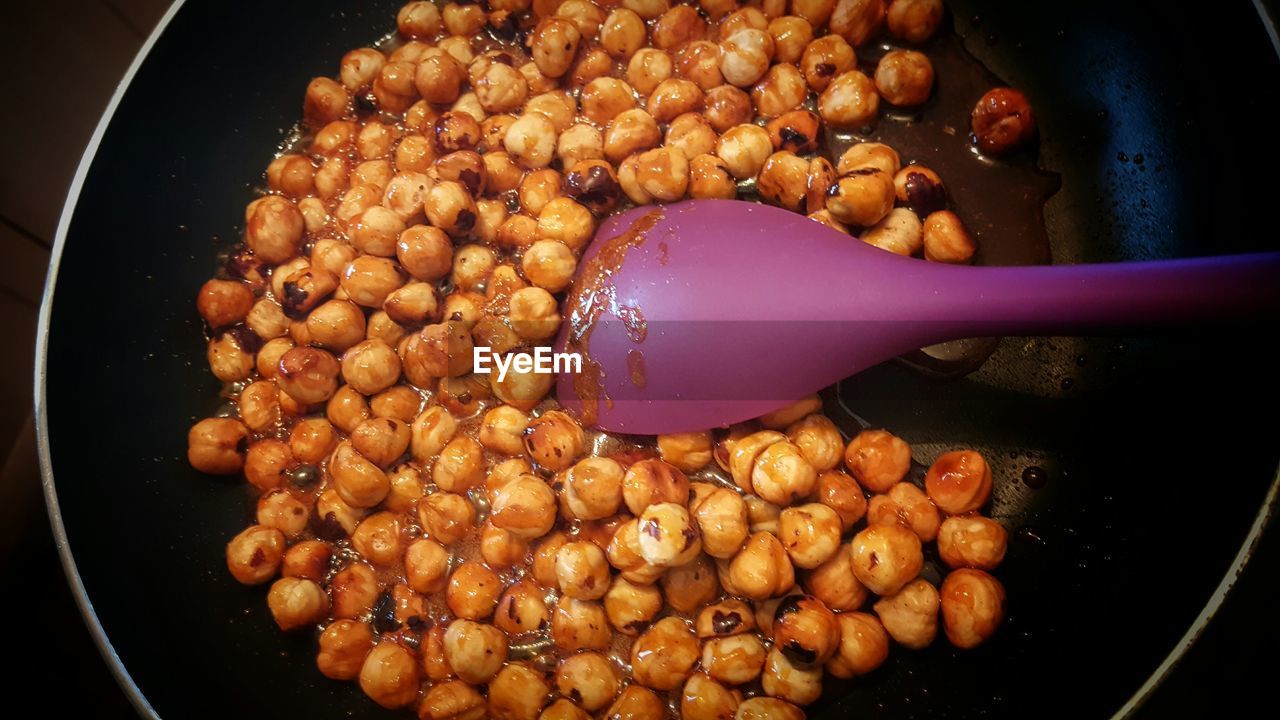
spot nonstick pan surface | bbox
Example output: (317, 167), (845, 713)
(37, 1), (1280, 718)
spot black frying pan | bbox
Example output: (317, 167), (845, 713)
(36, 1), (1280, 717)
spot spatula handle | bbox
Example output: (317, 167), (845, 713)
(922, 252), (1280, 337)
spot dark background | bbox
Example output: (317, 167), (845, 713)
(1, 0), (1277, 713)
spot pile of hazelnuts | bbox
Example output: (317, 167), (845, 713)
(186, 1), (1025, 718)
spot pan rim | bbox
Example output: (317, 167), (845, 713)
(30, 2), (1280, 719)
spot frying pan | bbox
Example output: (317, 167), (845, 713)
(35, 0), (1280, 717)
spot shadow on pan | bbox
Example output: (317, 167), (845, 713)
(36, 1), (1280, 718)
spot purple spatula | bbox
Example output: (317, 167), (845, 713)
(553, 199), (1280, 434)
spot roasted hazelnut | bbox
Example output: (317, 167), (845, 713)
(703, 85), (753, 133)
(661, 552), (719, 613)
(197, 279), (253, 329)
(565, 159), (623, 216)
(623, 459), (691, 514)
(924, 450), (993, 515)
(826, 611), (889, 678)
(844, 429), (912, 493)
(257, 489), (309, 538)
(702, 633), (767, 685)
(491, 473), (557, 539)
(798, 543), (870, 609)
(540, 699), (590, 720)
(435, 111), (482, 153)
(331, 562), (379, 619)
(756, 151), (810, 212)
(874, 577), (940, 650)
(637, 502), (701, 567)
(816, 469), (868, 531)
(829, 0), (885, 46)
(937, 515), (1008, 570)
(736, 697), (804, 720)
(421, 680), (487, 720)
(433, 435), (486, 492)
(688, 153), (738, 199)
(695, 598), (756, 638)
(940, 568), (1006, 648)
(627, 47), (674, 95)
(653, 433), (711, 474)
(688, 487), (747, 560)
(765, 110), (821, 155)
(410, 405), (458, 462)
(563, 456), (625, 520)
(448, 558), (501, 620)
(604, 109), (662, 164)
(244, 438), (293, 491)
(728, 430), (786, 494)
(716, 124), (773, 180)
(682, 673), (742, 720)
(316, 488), (369, 537)
(719, 29), (774, 87)
(444, 619), (508, 683)
(598, 575), (660, 637)
(316, 620), (374, 680)
(761, 644), (823, 706)
(606, 518), (666, 585)
(418, 490), (477, 545)
(826, 169), (896, 227)
(923, 209), (977, 264)
(771, 594), (839, 667)
(818, 70), (879, 128)
(488, 663), (552, 720)
(728, 532), (795, 600)
(886, 0), (944, 44)
(752, 63), (807, 118)
(331, 441), (390, 508)
(971, 87), (1037, 155)
(605, 685), (666, 720)
(355, 638), (419, 707)
(849, 523), (924, 596)
(555, 652), (620, 712)
(225, 525), (285, 585)
(777, 503), (842, 569)
(557, 123), (605, 169)
(675, 40), (724, 90)
(752, 441), (818, 506)
(862, 207), (924, 256)
(867, 482), (941, 542)
(478, 404), (531, 456)
(893, 165), (946, 216)
(631, 616), (700, 690)
(875, 50), (934, 106)
(384, 463), (425, 512)
(599, 7), (646, 59)
(188, 417), (249, 474)
(552, 597), (612, 653)
(404, 538), (450, 594)
(523, 410), (585, 471)
(494, 579), (550, 635)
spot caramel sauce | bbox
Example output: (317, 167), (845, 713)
(627, 349), (648, 389)
(563, 208), (665, 425)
